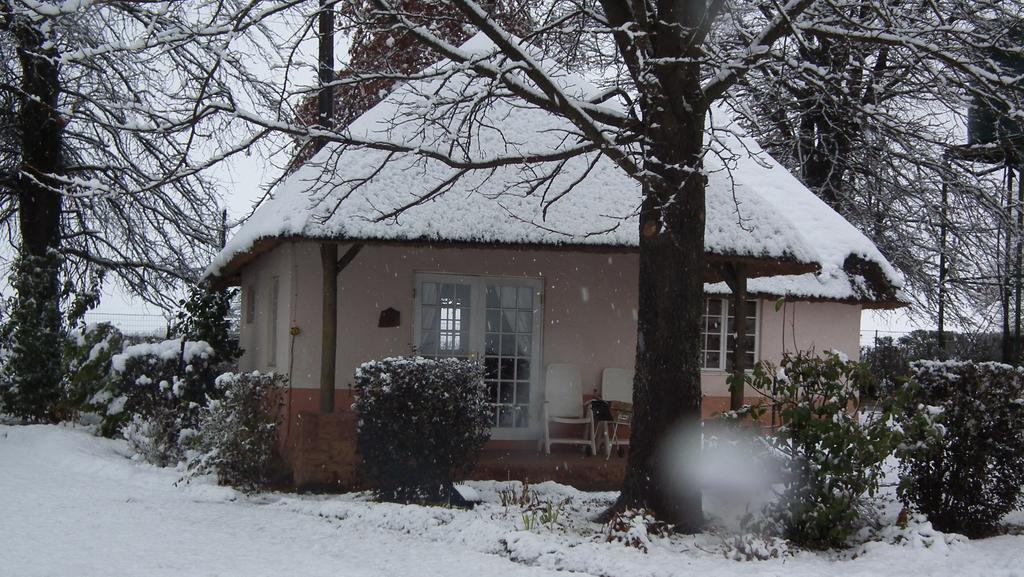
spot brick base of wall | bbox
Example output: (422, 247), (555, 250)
(280, 409), (362, 491)
(277, 390), (757, 491)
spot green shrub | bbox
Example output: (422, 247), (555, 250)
(184, 371), (286, 492)
(0, 251), (64, 422)
(353, 356), (491, 503)
(61, 322), (124, 419)
(96, 338), (218, 465)
(895, 360), (1024, 537)
(172, 283), (241, 364)
(744, 351), (900, 549)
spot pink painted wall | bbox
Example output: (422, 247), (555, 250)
(238, 241), (863, 400)
(238, 242), (294, 373)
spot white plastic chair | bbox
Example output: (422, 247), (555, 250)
(597, 368), (633, 459)
(539, 363), (596, 455)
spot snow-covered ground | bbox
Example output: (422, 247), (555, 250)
(3, 424), (1024, 577)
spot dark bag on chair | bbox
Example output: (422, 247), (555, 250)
(590, 399), (613, 422)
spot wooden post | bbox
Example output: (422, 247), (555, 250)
(316, 0), (337, 414)
(320, 243), (338, 413)
(722, 263), (748, 412)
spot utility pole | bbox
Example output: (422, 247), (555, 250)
(1015, 164), (1023, 364)
(318, 0), (337, 414)
(1004, 166), (1014, 364)
(938, 168), (948, 356)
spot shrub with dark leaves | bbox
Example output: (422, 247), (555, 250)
(97, 339), (218, 465)
(185, 371), (286, 492)
(745, 351), (900, 549)
(895, 360), (1024, 537)
(61, 322), (124, 420)
(354, 356), (491, 503)
(172, 282), (241, 365)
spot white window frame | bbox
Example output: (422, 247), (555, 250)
(267, 276), (279, 367)
(700, 296), (760, 372)
(412, 272), (545, 441)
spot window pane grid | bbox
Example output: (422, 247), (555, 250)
(419, 281), (471, 359)
(484, 284), (532, 429)
(701, 298), (758, 370)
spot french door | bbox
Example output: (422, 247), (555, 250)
(414, 273), (544, 439)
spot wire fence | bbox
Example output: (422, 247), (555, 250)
(859, 329), (918, 348)
(82, 312), (171, 337)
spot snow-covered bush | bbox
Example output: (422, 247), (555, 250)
(744, 351), (900, 549)
(353, 356), (491, 503)
(722, 532), (789, 561)
(184, 371), (286, 492)
(0, 251), (64, 422)
(895, 360), (1024, 537)
(61, 322), (124, 419)
(95, 338), (218, 464)
(123, 412), (185, 466)
(603, 508), (672, 553)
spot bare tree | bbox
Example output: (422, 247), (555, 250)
(732, 1), (1024, 347)
(0, 0), (288, 419)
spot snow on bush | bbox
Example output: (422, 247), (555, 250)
(353, 356), (491, 503)
(721, 533), (789, 561)
(865, 513), (966, 552)
(109, 339), (214, 374)
(94, 338), (218, 465)
(743, 351), (901, 549)
(61, 322), (124, 420)
(894, 360), (1024, 537)
(184, 371), (286, 493)
(603, 509), (672, 553)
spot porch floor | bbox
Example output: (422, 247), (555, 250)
(468, 446), (628, 491)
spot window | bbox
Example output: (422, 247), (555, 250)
(701, 297), (758, 370)
(482, 285), (534, 429)
(245, 284), (256, 324)
(418, 281), (471, 358)
(267, 276), (279, 367)
(414, 274), (542, 436)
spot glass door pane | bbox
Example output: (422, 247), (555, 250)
(483, 283), (534, 429)
(419, 280), (471, 358)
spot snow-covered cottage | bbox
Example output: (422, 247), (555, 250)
(206, 35), (904, 489)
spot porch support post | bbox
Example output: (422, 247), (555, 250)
(320, 243), (339, 413)
(722, 263), (748, 412)
(315, 0), (337, 414)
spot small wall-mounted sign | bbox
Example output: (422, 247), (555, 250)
(378, 307), (400, 328)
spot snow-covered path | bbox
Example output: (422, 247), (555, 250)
(0, 425), (569, 577)
(3, 424), (1024, 577)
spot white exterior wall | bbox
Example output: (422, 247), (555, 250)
(238, 242), (296, 374)
(237, 241), (863, 397)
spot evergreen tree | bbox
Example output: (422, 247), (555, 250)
(0, 251), (63, 421)
(173, 283), (242, 365)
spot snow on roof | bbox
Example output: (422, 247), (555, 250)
(208, 34), (904, 305)
(705, 271), (909, 308)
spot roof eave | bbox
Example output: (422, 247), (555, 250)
(207, 235), (818, 288)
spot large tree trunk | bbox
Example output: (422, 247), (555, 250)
(615, 71), (707, 531)
(2, 17), (65, 421)
(15, 19), (63, 259)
